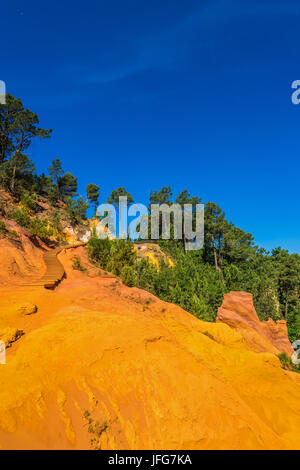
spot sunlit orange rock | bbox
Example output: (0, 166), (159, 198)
(0, 223), (46, 286)
(217, 292), (293, 355)
(0, 243), (299, 450)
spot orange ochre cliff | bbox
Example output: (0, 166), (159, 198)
(0, 235), (299, 450)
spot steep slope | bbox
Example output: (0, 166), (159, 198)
(0, 245), (299, 450)
(0, 220), (46, 286)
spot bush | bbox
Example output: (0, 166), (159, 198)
(8, 208), (31, 227)
(7, 208), (53, 240)
(0, 220), (6, 234)
(52, 209), (62, 232)
(72, 256), (87, 272)
(87, 237), (112, 270)
(66, 197), (88, 225)
(106, 239), (135, 275)
(8, 230), (19, 239)
(0, 221), (19, 239)
(277, 352), (300, 373)
(87, 237), (136, 277)
(21, 191), (37, 211)
(29, 218), (54, 239)
(120, 265), (135, 287)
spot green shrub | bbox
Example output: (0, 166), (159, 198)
(66, 197), (88, 225)
(29, 218), (54, 239)
(87, 237), (136, 277)
(21, 191), (37, 211)
(52, 209), (62, 232)
(87, 237), (112, 270)
(83, 409), (107, 450)
(0, 221), (19, 239)
(8, 208), (31, 227)
(0, 220), (6, 234)
(72, 256), (87, 272)
(8, 230), (19, 239)
(277, 352), (300, 373)
(120, 265), (135, 287)
(106, 239), (136, 275)
(8, 208), (53, 240)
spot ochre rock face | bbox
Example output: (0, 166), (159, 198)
(134, 243), (175, 268)
(0, 223), (46, 286)
(217, 292), (293, 356)
(0, 246), (299, 450)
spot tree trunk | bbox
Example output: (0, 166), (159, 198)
(212, 236), (219, 271)
(183, 232), (187, 253)
(10, 164), (16, 192)
(285, 290), (289, 320)
(218, 234), (223, 269)
(18, 133), (24, 153)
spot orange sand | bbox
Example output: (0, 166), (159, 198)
(0, 240), (299, 450)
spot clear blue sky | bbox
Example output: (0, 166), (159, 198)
(1, 0), (300, 253)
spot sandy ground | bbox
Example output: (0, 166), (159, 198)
(0, 243), (299, 450)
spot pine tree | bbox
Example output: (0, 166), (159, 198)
(86, 183), (100, 212)
(204, 202), (227, 271)
(176, 190), (202, 252)
(149, 186), (173, 206)
(58, 172), (78, 200)
(0, 94), (51, 192)
(48, 158), (64, 185)
(4, 151), (35, 192)
(107, 187), (134, 207)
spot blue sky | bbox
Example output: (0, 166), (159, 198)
(1, 0), (300, 252)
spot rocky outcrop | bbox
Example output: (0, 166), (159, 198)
(134, 242), (175, 268)
(79, 218), (114, 243)
(14, 303), (37, 315)
(0, 225), (45, 286)
(217, 291), (293, 355)
(0, 327), (24, 347)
